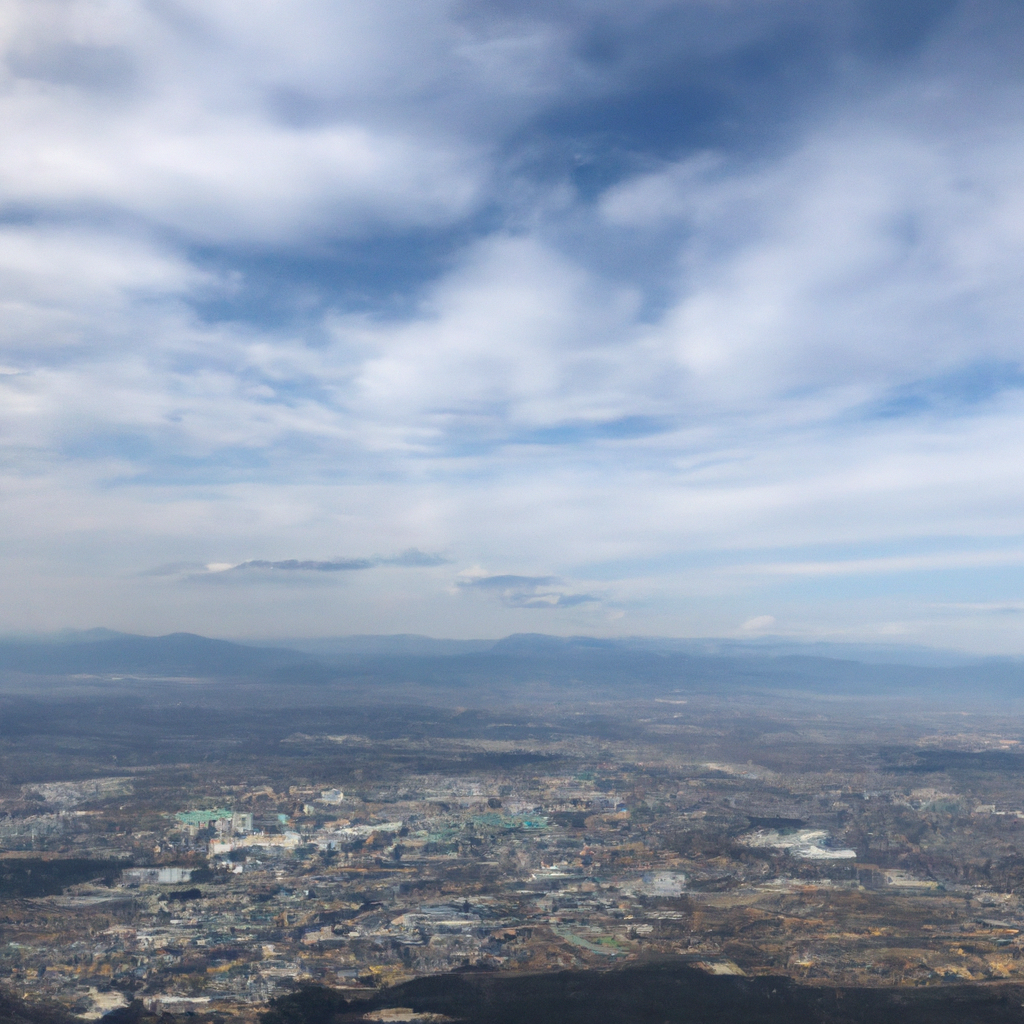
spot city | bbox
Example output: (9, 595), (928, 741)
(5, 669), (1024, 1022)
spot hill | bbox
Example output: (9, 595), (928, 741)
(263, 965), (1024, 1024)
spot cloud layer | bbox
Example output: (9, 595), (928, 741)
(3, 1), (1024, 649)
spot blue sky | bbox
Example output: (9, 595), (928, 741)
(2, 0), (1024, 650)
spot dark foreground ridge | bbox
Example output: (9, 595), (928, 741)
(0, 989), (76, 1024)
(263, 965), (1024, 1024)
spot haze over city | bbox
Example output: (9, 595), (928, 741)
(3, 0), (1024, 650)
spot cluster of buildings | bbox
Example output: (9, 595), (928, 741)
(5, 752), (1024, 1017)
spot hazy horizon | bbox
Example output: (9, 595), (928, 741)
(0, 624), (998, 669)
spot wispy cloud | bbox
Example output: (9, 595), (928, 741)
(139, 562), (210, 578)
(932, 603), (1024, 616)
(730, 550), (1024, 578)
(457, 574), (599, 610)
(142, 550), (449, 581)
(380, 549), (451, 568)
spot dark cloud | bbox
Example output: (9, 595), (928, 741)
(231, 558), (376, 572)
(228, 550), (451, 573)
(141, 551), (449, 580)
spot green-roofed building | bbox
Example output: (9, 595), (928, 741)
(175, 808), (232, 826)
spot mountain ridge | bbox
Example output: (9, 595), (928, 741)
(0, 630), (1017, 698)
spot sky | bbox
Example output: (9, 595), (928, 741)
(2, 0), (1024, 650)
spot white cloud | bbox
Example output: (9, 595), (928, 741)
(619, 112), (1024, 406)
(0, 1), (493, 244)
(344, 234), (650, 438)
(2, 0), (1024, 649)
(0, 104), (485, 244)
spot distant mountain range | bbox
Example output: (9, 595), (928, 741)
(0, 631), (304, 677)
(0, 629), (1018, 697)
(276, 631), (986, 667)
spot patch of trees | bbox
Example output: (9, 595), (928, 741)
(0, 858), (128, 899)
(165, 888), (202, 902)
